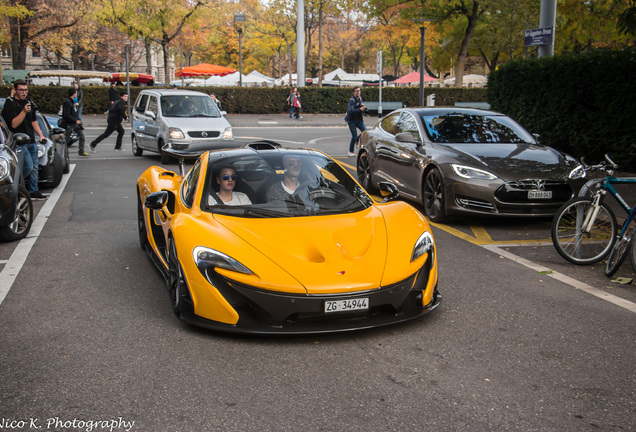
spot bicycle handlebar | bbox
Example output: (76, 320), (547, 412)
(580, 154), (618, 173)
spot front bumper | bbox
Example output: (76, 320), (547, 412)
(180, 257), (440, 335)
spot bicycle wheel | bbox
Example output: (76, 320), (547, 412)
(630, 233), (636, 273)
(605, 220), (636, 276)
(551, 197), (617, 265)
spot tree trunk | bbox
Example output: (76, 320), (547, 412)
(455, 1), (481, 88)
(10, 16), (28, 69)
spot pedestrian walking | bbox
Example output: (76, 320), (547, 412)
(89, 92), (129, 152)
(62, 87), (88, 156)
(73, 82), (84, 119)
(0, 79), (48, 200)
(286, 88), (297, 118)
(345, 87), (367, 156)
(108, 82), (118, 105)
(292, 91), (302, 120)
(209, 93), (223, 111)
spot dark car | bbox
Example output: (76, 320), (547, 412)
(0, 122), (33, 242)
(0, 98), (67, 189)
(356, 107), (586, 222)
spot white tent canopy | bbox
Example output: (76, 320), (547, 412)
(443, 74), (488, 87)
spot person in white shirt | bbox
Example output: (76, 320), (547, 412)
(209, 166), (252, 205)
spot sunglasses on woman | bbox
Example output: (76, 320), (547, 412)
(222, 174), (238, 181)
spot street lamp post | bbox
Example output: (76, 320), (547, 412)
(414, 19), (434, 106)
(234, 13), (246, 87)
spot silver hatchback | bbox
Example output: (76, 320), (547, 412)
(131, 89), (234, 163)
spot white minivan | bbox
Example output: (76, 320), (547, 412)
(131, 89), (234, 163)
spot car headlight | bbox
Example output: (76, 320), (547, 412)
(451, 164), (498, 180)
(0, 156), (10, 182)
(169, 128), (185, 140)
(193, 246), (253, 275)
(223, 127), (233, 140)
(569, 164), (586, 180)
(412, 231), (434, 262)
(37, 143), (46, 158)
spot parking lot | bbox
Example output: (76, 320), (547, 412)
(0, 114), (634, 431)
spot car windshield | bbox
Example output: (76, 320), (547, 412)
(161, 95), (221, 117)
(420, 113), (535, 144)
(203, 151), (374, 218)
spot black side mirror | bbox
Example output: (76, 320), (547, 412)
(145, 191), (169, 210)
(378, 181), (400, 203)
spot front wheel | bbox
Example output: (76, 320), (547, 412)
(0, 185), (33, 242)
(167, 236), (186, 315)
(551, 197), (617, 265)
(605, 220), (636, 276)
(356, 151), (377, 193)
(423, 168), (446, 223)
(132, 135), (143, 156)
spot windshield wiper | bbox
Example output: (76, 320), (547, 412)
(243, 207), (288, 218)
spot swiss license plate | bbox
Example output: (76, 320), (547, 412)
(528, 190), (552, 199)
(324, 298), (369, 313)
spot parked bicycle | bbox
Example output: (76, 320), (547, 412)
(551, 154), (636, 274)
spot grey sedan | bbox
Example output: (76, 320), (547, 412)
(356, 107), (586, 222)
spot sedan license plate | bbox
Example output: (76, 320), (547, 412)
(528, 190), (552, 199)
(324, 298), (369, 313)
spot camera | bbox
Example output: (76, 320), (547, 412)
(27, 98), (39, 112)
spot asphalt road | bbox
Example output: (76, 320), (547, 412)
(0, 115), (634, 432)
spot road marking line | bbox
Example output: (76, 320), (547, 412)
(0, 165), (74, 306)
(482, 244), (636, 314)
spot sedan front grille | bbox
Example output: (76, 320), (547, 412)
(188, 131), (221, 138)
(494, 180), (572, 204)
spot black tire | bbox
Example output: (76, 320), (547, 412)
(423, 168), (446, 223)
(137, 190), (149, 250)
(356, 151), (377, 193)
(132, 134), (143, 156)
(551, 197), (617, 265)
(167, 236), (186, 316)
(50, 151), (64, 188)
(605, 221), (636, 276)
(0, 185), (33, 242)
(159, 140), (171, 164)
(629, 233), (636, 273)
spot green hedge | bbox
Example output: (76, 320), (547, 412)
(488, 48), (636, 170)
(0, 84), (487, 115)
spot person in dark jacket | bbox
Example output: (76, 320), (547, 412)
(108, 82), (118, 105)
(62, 87), (88, 156)
(346, 87), (367, 157)
(89, 92), (129, 152)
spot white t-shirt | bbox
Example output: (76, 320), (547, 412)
(209, 191), (252, 206)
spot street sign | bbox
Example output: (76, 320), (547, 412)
(524, 27), (553, 47)
(376, 51), (382, 74)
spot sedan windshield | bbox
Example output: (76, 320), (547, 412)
(204, 151), (374, 218)
(420, 113), (535, 144)
(161, 95), (222, 117)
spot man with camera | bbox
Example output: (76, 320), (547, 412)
(345, 87), (367, 157)
(1, 79), (48, 200)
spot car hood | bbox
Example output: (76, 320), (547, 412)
(441, 143), (574, 179)
(213, 208), (388, 294)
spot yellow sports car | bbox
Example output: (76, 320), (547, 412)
(137, 142), (440, 334)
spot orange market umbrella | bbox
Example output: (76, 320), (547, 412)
(175, 63), (237, 78)
(392, 71), (437, 84)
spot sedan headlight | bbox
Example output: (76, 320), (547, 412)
(37, 143), (46, 158)
(223, 127), (233, 140)
(0, 156), (10, 182)
(193, 246), (253, 275)
(451, 164), (498, 180)
(169, 128), (185, 140)
(412, 231), (434, 262)
(569, 164), (586, 180)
